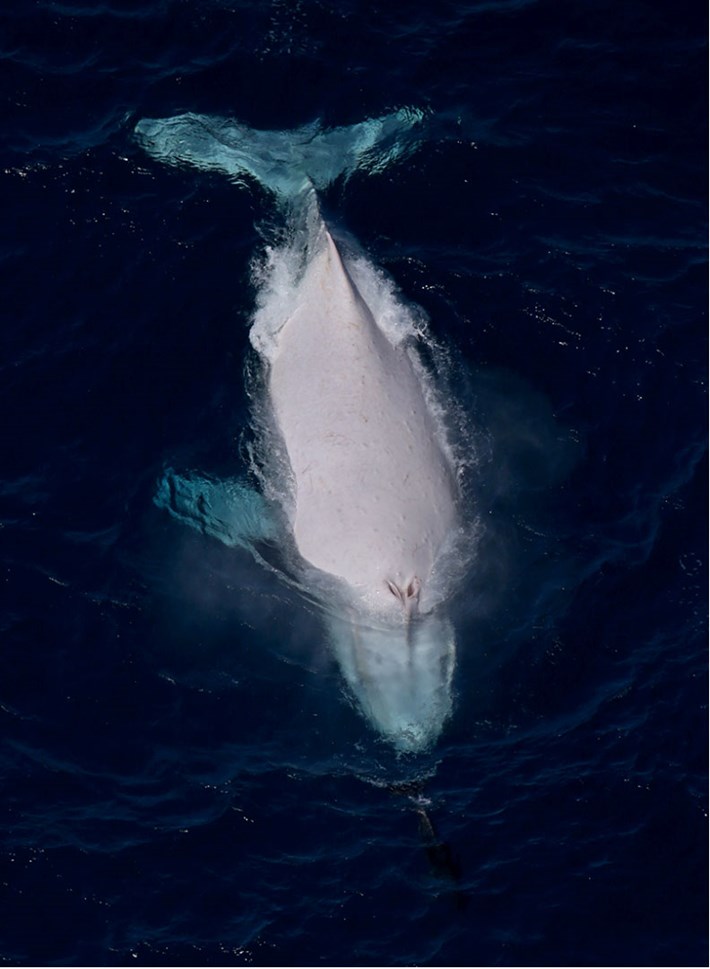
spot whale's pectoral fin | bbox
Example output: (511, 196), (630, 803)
(154, 468), (278, 550)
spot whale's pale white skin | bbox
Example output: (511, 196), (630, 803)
(137, 111), (465, 752)
(270, 228), (457, 615)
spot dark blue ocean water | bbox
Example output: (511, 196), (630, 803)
(1, 0), (707, 965)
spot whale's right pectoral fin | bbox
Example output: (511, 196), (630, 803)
(154, 468), (278, 551)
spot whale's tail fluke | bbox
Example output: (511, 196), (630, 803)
(134, 108), (427, 204)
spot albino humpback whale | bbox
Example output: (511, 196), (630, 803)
(136, 110), (465, 752)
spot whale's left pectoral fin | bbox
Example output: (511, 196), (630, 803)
(154, 468), (278, 550)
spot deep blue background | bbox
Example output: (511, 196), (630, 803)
(1, 0), (707, 965)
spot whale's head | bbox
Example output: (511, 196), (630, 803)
(326, 605), (455, 753)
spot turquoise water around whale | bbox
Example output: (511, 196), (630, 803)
(1, 0), (707, 966)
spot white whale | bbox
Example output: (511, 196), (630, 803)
(136, 111), (465, 751)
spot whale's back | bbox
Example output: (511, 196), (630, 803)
(269, 232), (457, 608)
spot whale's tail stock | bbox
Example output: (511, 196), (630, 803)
(134, 107), (428, 204)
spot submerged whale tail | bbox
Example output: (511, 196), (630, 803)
(134, 108), (427, 203)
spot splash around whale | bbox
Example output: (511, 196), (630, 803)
(136, 110), (474, 752)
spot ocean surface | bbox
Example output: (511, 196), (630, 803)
(1, 0), (707, 966)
